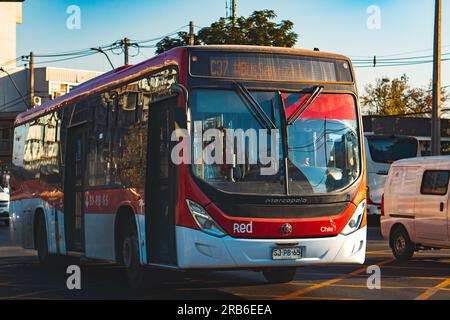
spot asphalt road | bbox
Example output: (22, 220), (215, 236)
(0, 223), (449, 300)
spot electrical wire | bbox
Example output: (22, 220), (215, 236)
(352, 52), (450, 63)
(130, 25), (189, 44)
(0, 57), (21, 67)
(354, 57), (450, 68)
(32, 51), (99, 66)
(348, 44), (450, 59)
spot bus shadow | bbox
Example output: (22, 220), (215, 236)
(6, 253), (449, 299)
(0, 255), (267, 299)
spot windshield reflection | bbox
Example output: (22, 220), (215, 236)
(190, 89), (360, 196)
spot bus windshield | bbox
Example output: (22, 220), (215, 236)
(190, 89), (360, 196)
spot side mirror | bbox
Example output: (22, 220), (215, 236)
(170, 83), (189, 105)
(171, 83), (189, 131)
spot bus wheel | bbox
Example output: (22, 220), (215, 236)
(121, 220), (146, 289)
(262, 267), (297, 284)
(36, 214), (51, 265)
(390, 227), (414, 261)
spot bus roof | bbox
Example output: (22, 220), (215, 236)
(14, 45), (351, 126)
(187, 45), (351, 60)
(392, 156), (450, 167)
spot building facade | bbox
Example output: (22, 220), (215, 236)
(0, 2), (22, 66)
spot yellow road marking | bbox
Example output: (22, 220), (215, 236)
(290, 273), (449, 281)
(415, 278), (450, 300)
(366, 250), (392, 255)
(1, 289), (63, 300)
(238, 293), (359, 300)
(290, 281), (450, 291)
(438, 259), (450, 263)
(277, 258), (394, 300)
(380, 265), (450, 271)
(293, 296), (359, 301)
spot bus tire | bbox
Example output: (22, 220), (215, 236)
(262, 267), (297, 284)
(36, 213), (52, 265)
(390, 226), (414, 261)
(121, 218), (146, 289)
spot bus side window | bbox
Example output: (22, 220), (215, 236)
(88, 95), (111, 187)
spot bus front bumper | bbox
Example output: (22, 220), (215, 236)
(176, 226), (366, 269)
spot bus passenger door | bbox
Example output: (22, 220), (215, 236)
(64, 125), (88, 252)
(146, 99), (178, 265)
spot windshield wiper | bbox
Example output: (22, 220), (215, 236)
(277, 91), (290, 195)
(287, 85), (324, 126)
(234, 82), (277, 131)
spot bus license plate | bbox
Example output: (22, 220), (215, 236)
(272, 247), (304, 260)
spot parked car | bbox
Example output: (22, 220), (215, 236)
(0, 186), (10, 226)
(381, 156), (450, 261)
(364, 134), (420, 216)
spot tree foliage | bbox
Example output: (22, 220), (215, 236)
(362, 75), (449, 117)
(156, 10), (298, 54)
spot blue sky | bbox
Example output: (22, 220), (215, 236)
(16, 0), (450, 93)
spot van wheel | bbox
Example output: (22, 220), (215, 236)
(121, 219), (146, 289)
(4, 220), (9, 227)
(390, 227), (414, 261)
(262, 268), (297, 284)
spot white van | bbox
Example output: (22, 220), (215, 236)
(364, 134), (420, 216)
(381, 156), (450, 261)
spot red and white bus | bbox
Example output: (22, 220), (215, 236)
(10, 45), (367, 286)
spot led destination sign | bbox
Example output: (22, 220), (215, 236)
(190, 51), (353, 83)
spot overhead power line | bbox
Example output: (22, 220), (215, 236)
(0, 67), (30, 109)
(9, 24), (189, 68)
(1, 23), (450, 75)
(352, 52), (450, 63)
(32, 51), (99, 66)
(130, 25), (189, 44)
(354, 56), (450, 68)
(348, 44), (450, 59)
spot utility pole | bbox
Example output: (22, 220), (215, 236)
(123, 37), (130, 66)
(225, 0), (229, 18)
(231, 0), (237, 30)
(431, 0), (441, 156)
(29, 51), (34, 109)
(189, 21), (195, 46)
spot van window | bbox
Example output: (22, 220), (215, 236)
(367, 136), (418, 164)
(421, 171), (450, 195)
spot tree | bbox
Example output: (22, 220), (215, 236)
(406, 82), (448, 116)
(155, 32), (200, 55)
(155, 10), (298, 54)
(362, 75), (448, 117)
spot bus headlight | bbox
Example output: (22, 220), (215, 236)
(186, 199), (226, 238)
(340, 200), (366, 236)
